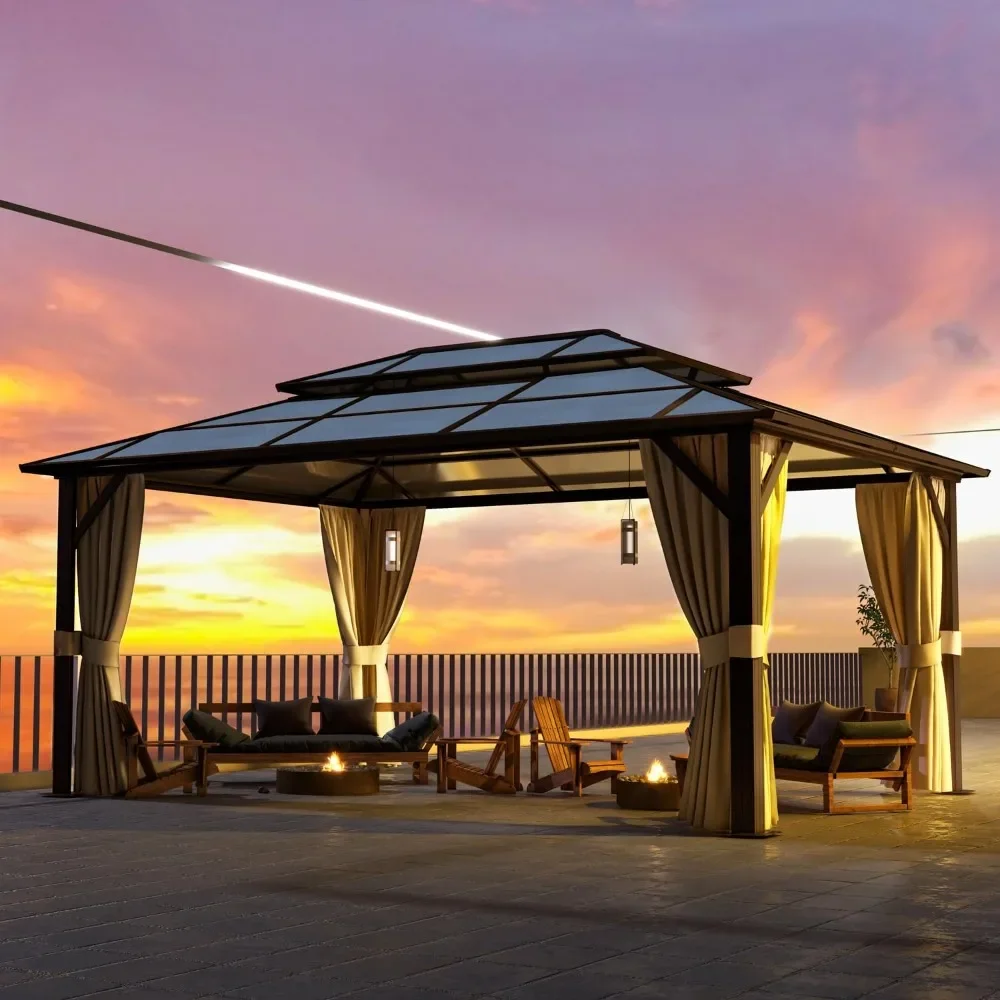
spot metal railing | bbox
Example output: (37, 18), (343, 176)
(0, 650), (861, 774)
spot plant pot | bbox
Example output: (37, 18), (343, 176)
(874, 687), (899, 713)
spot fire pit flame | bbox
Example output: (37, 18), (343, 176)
(323, 752), (345, 773)
(645, 759), (669, 783)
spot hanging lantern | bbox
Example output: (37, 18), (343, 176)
(384, 528), (401, 572)
(620, 517), (638, 565)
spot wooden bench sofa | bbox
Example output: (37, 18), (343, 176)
(772, 710), (915, 814)
(672, 709), (915, 815)
(180, 700), (441, 794)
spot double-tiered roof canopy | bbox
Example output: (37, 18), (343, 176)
(21, 329), (988, 501)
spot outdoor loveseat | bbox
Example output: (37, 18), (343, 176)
(180, 696), (441, 794)
(674, 700), (915, 815)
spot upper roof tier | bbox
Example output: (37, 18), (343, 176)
(274, 329), (753, 396)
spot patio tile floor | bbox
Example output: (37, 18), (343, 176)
(2, 722), (1000, 999)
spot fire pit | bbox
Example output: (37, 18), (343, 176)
(276, 753), (379, 797)
(615, 759), (680, 811)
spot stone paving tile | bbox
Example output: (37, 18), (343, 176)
(762, 969), (899, 998)
(2, 725), (1000, 1000)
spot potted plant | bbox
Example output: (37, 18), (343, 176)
(856, 583), (897, 711)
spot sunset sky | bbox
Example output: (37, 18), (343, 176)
(1, 0), (998, 656)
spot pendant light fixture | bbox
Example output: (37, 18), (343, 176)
(384, 456), (402, 572)
(384, 528), (401, 573)
(621, 443), (638, 565)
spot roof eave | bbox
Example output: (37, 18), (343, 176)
(19, 408), (767, 479)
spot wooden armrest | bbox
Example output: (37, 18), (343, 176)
(144, 739), (216, 748)
(569, 737), (632, 746)
(536, 738), (583, 749)
(837, 737), (916, 748)
(437, 737), (509, 745)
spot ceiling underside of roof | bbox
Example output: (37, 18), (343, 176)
(132, 438), (955, 510)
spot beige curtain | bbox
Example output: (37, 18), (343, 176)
(856, 475), (951, 791)
(319, 505), (425, 735)
(641, 433), (786, 834)
(758, 438), (788, 830)
(641, 434), (731, 833)
(74, 475), (144, 796)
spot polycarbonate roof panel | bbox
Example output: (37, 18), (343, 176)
(386, 339), (572, 374)
(551, 333), (637, 357)
(42, 442), (136, 463)
(668, 392), (756, 417)
(457, 388), (688, 433)
(338, 382), (527, 415)
(194, 397), (355, 426)
(519, 367), (683, 399)
(297, 358), (403, 382)
(276, 406), (481, 446)
(110, 422), (296, 459)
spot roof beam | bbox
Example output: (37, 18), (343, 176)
(74, 472), (126, 546)
(650, 435), (730, 518)
(511, 447), (563, 492)
(787, 472), (912, 491)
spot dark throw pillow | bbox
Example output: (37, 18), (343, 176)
(317, 697), (378, 736)
(383, 712), (441, 751)
(771, 700), (822, 746)
(802, 701), (866, 754)
(252, 697), (313, 739)
(182, 709), (251, 748)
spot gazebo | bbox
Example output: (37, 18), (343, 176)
(22, 329), (989, 835)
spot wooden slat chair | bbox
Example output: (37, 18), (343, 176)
(527, 696), (629, 795)
(430, 699), (526, 794)
(113, 701), (211, 798)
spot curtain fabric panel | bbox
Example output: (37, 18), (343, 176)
(74, 475), (145, 796)
(856, 475), (951, 792)
(641, 433), (786, 834)
(758, 437), (788, 830)
(319, 505), (425, 735)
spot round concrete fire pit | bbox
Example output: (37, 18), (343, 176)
(276, 764), (379, 797)
(615, 773), (679, 811)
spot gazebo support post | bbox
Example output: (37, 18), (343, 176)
(727, 428), (764, 836)
(941, 479), (969, 794)
(52, 476), (77, 796)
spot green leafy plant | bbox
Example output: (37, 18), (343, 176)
(856, 584), (897, 688)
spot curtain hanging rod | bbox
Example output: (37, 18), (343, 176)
(0, 198), (500, 343)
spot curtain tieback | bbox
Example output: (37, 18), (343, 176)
(697, 625), (766, 668)
(343, 643), (390, 666)
(940, 630), (962, 656)
(897, 639), (942, 670)
(54, 630), (121, 666)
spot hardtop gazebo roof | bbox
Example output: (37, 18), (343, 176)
(21, 328), (989, 505)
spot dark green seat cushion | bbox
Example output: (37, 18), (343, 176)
(831, 720), (912, 772)
(773, 743), (822, 770)
(771, 700), (821, 746)
(182, 709), (251, 748)
(317, 697), (378, 737)
(383, 712), (440, 751)
(225, 734), (388, 754)
(252, 697), (314, 739)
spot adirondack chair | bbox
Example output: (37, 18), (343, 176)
(431, 700), (526, 794)
(113, 701), (211, 798)
(527, 696), (629, 795)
